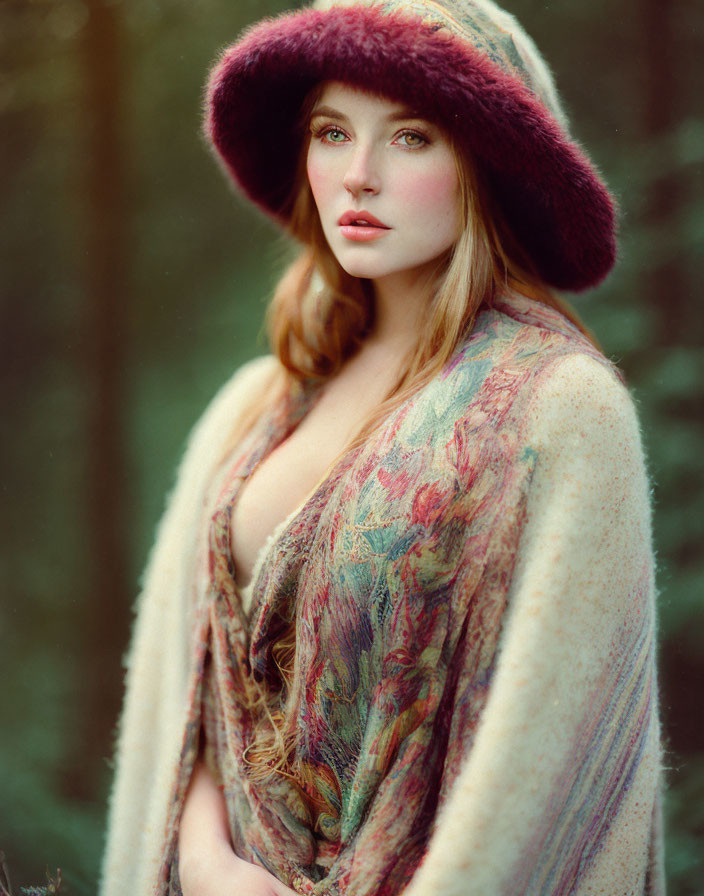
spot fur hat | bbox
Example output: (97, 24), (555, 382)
(205, 0), (617, 291)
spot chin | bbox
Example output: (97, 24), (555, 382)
(333, 250), (394, 280)
(339, 261), (388, 279)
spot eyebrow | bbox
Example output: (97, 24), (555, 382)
(309, 104), (428, 124)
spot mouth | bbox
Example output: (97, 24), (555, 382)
(338, 210), (390, 229)
(338, 209), (391, 242)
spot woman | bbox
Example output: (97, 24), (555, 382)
(101, 1), (665, 894)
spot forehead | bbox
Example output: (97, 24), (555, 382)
(311, 81), (424, 121)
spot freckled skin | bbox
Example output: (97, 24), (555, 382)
(306, 82), (462, 284)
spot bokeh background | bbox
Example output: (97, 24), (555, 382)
(1, 0), (702, 892)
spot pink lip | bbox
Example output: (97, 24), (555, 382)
(338, 209), (390, 242)
(339, 225), (389, 242)
(338, 210), (390, 228)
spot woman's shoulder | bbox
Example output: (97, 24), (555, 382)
(186, 355), (280, 445)
(197, 354), (280, 428)
(475, 290), (640, 438)
(446, 297), (650, 490)
(483, 291), (620, 375)
(524, 351), (643, 457)
(451, 294), (634, 427)
(170, 354), (281, 493)
(520, 353), (654, 553)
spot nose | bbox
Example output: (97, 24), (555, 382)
(343, 144), (381, 196)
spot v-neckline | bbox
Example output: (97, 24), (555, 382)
(221, 374), (362, 617)
(219, 307), (500, 619)
(232, 455), (344, 599)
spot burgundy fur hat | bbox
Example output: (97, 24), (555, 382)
(205, 0), (617, 292)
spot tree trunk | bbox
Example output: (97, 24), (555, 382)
(66, 0), (131, 800)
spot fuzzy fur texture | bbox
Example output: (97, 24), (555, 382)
(205, 1), (617, 291)
(100, 357), (280, 895)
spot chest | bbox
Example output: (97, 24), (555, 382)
(229, 351), (405, 589)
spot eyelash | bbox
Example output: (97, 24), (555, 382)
(311, 124), (348, 144)
(311, 124), (431, 149)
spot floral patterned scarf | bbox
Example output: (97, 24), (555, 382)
(157, 294), (642, 895)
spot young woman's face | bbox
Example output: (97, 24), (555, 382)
(306, 82), (462, 283)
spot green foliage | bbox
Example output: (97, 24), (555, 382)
(0, 852), (65, 896)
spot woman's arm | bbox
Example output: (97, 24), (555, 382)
(402, 354), (663, 896)
(178, 759), (300, 896)
(177, 760), (232, 887)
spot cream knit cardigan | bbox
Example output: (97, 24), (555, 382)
(100, 352), (664, 895)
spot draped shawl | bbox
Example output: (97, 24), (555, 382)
(101, 291), (665, 896)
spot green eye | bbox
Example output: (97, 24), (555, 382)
(326, 128), (346, 143)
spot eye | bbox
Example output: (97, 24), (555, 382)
(324, 127), (347, 143)
(394, 130), (429, 149)
(312, 124), (349, 145)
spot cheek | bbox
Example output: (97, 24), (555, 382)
(306, 149), (336, 210)
(394, 166), (461, 228)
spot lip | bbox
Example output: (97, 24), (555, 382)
(338, 209), (391, 242)
(338, 210), (390, 229)
(339, 225), (389, 242)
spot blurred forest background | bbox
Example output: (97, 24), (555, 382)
(1, 0), (702, 892)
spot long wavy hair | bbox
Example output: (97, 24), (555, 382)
(238, 85), (598, 812)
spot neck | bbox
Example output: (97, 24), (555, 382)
(366, 259), (443, 347)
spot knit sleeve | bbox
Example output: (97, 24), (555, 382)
(401, 353), (664, 896)
(100, 355), (279, 896)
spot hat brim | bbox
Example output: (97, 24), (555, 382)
(205, 5), (617, 291)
